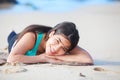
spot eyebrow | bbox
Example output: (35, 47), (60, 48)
(57, 37), (69, 51)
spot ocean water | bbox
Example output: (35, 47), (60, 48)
(0, 0), (118, 13)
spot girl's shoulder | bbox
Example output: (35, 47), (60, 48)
(19, 32), (36, 50)
(24, 32), (36, 38)
(23, 32), (36, 41)
(9, 32), (37, 55)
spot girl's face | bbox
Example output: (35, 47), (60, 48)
(45, 31), (71, 56)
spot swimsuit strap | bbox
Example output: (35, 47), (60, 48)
(26, 33), (43, 56)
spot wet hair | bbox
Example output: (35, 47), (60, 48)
(17, 21), (79, 53)
(47, 21), (79, 52)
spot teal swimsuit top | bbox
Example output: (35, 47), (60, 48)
(25, 33), (43, 56)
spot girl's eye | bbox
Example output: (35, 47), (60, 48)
(55, 38), (59, 44)
(62, 47), (67, 52)
(55, 37), (68, 52)
(62, 47), (66, 52)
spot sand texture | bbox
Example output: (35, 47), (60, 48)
(0, 2), (120, 80)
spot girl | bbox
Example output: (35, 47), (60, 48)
(7, 21), (93, 65)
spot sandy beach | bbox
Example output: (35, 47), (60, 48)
(0, 1), (120, 80)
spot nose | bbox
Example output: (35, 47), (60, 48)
(54, 44), (62, 52)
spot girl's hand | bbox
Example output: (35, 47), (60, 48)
(39, 53), (63, 63)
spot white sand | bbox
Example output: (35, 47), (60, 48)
(0, 2), (120, 80)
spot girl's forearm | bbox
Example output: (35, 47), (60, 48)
(7, 54), (46, 64)
(51, 55), (94, 66)
(54, 54), (93, 64)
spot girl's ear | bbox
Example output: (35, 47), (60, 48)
(49, 31), (55, 37)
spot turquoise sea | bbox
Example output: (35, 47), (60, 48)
(0, 0), (119, 13)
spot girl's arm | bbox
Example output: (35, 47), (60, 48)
(7, 53), (61, 64)
(7, 32), (62, 64)
(49, 46), (94, 65)
(7, 32), (43, 63)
